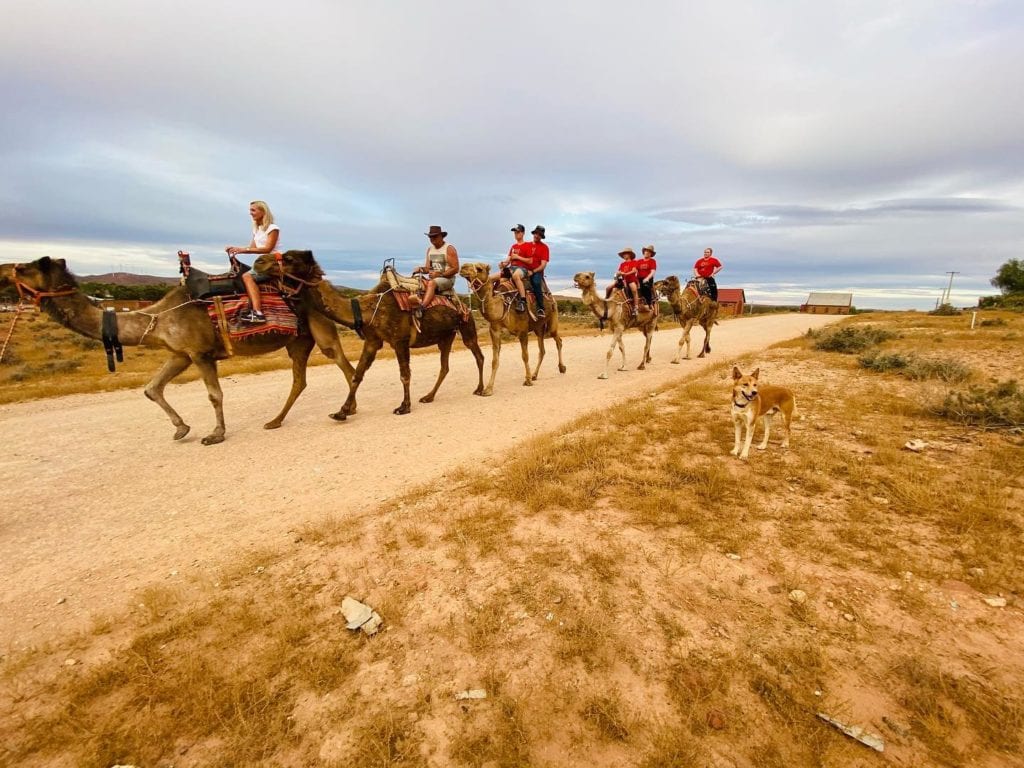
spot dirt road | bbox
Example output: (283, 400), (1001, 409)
(0, 313), (839, 647)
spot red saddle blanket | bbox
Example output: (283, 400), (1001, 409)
(391, 291), (468, 321)
(205, 288), (299, 341)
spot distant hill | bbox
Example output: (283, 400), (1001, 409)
(79, 272), (178, 286)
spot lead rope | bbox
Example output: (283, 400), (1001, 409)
(0, 302), (28, 364)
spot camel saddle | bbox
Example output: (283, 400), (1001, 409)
(381, 263), (469, 321)
(178, 251), (255, 300)
(492, 275), (553, 310)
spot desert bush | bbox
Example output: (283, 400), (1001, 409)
(72, 336), (103, 350)
(0, 350), (23, 366)
(979, 318), (1007, 327)
(929, 303), (960, 316)
(859, 351), (971, 383)
(808, 325), (895, 353)
(935, 380), (1024, 429)
(41, 359), (83, 374)
(6, 365), (32, 381)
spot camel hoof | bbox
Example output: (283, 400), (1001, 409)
(201, 433), (225, 446)
(263, 421), (283, 430)
(482, 389), (494, 397)
(617, 367), (628, 372)
(671, 360), (680, 365)
(419, 394), (435, 404)
(523, 380), (533, 387)
(173, 424), (191, 441)
(394, 405), (411, 415)
(531, 374), (539, 381)
(598, 373), (609, 380)
(558, 365), (566, 374)
(329, 411), (347, 421)
(637, 365), (646, 371)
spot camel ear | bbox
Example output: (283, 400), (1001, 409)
(732, 366), (742, 381)
(54, 258), (66, 269)
(38, 256), (51, 269)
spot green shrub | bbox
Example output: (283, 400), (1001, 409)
(860, 351), (971, 383)
(809, 325), (895, 353)
(979, 318), (1007, 327)
(935, 380), (1024, 429)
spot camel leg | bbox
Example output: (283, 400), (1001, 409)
(309, 312), (355, 387)
(552, 329), (566, 374)
(393, 338), (413, 414)
(530, 330), (546, 381)
(420, 332), (454, 403)
(519, 333), (532, 386)
(599, 329), (620, 379)
(264, 335), (315, 429)
(616, 330), (628, 371)
(638, 329), (653, 370)
(483, 325), (501, 396)
(333, 337), (383, 420)
(460, 323), (486, 396)
(144, 353), (194, 440)
(193, 358), (226, 445)
(698, 322), (712, 358)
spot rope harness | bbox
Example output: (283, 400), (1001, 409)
(0, 265), (78, 363)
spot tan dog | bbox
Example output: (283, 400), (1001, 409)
(730, 367), (796, 460)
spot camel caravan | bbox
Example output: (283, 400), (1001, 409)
(0, 223), (724, 444)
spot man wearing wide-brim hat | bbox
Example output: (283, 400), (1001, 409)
(413, 226), (459, 317)
(608, 247), (641, 312)
(637, 245), (658, 314)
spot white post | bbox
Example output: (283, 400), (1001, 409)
(971, 311), (977, 330)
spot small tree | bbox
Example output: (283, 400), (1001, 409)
(991, 259), (1024, 294)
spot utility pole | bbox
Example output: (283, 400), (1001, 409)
(942, 271), (959, 305)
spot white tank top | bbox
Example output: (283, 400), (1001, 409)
(253, 224), (280, 249)
(427, 243), (451, 273)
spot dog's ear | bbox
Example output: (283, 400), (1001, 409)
(732, 366), (742, 381)
(751, 367), (760, 380)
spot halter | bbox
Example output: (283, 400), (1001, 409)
(10, 264), (77, 306)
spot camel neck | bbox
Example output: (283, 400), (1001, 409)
(580, 286), (608, 319)
(310, 281), (357, 327)
(40, 291), (158, 345)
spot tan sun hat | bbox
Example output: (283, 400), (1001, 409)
(618, 247), (636, 257)
(642, 244), (656, 254)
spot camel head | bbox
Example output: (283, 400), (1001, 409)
(459, 262), (491, 291)
(658, 275), (681, 296)
(253, 250), (322, 282)
(0, 257), (76, 291)
(573, 271), (596, 291)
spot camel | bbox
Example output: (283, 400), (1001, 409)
(458, 263), (565, 394)
(0, 256), (355, 444)
(655, 275), (719, 361)
(253, 250), (485, 419)
(572, 271), (658, 379)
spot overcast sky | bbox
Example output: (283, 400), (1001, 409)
(2, 1), (1022, 308)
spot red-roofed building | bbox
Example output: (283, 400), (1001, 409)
(716, 288), (746, 316)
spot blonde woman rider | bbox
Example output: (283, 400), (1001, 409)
(226, 200), (280, 323)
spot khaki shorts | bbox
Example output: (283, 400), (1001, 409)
(424, 275), (455, 293)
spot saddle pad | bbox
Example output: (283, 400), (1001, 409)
(206, 287), (299, 341)
(392, 291), (464, 318)
(383, 267), (423, 293)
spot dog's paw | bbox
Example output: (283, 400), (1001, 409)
(757, 444), (768, 451)
(729, 447), (739, 456)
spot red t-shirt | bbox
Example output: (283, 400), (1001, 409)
(619, 259), (639, 283)
(635, 256), (657, 279)
(509, 242), (533, 267)
(529, 242), (550, 271)
(694, 256), (721, 278)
